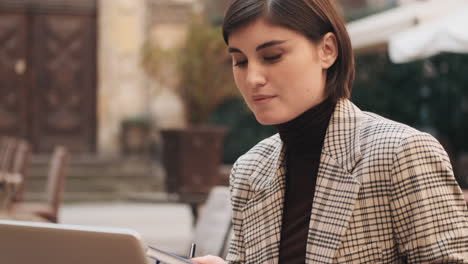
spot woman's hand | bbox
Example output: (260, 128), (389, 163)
(191, 255), (227, 264)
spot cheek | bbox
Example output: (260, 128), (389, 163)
(274, 58), (325, 108)
(288, 59), (323, 90)
(233, 70), (245, 91)
(274, 63), (316, 92)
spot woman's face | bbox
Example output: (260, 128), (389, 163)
(228, 18), (333, 125)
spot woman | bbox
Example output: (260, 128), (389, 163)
(193, 0), (468, 263)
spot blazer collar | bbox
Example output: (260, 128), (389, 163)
(248, 99), (363, 191)
(305, 99), (364, 263)
(246, 135), (285, 192)
(279, 99), (364, 263)
(322, 99), (363, 173)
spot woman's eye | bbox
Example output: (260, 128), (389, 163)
(233, 60), (248, 67)
(264, 54), (282, 62)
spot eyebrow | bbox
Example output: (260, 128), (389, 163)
(228, 40), (287, 53)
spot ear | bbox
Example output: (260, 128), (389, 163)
(319, 32), (338, 70)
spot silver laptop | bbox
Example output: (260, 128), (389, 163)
(0, 220), (152, 264)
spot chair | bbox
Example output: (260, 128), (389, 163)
(11, 139), (31, 202)
(0, 137), (17, 172)
(10, 145), (69, 223)
(0, 137), (31, 203)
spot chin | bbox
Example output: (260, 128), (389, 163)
(254, 113), (288, 126)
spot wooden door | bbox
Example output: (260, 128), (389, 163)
(0, 0), (97, 153)
(31, 10), (96, 153)
(0, 10), (29, 138)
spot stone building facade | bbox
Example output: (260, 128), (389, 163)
(98, 0), (201, 156)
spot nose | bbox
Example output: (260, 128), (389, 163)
(246, 63), (266, 89)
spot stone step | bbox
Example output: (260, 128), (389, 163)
(22, 154), (232, 203)
(23, 155), (165, 202)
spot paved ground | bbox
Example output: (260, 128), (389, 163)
(60, 202), (194, 256)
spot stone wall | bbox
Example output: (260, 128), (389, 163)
(145, 0), (200, 133)
(98, 0), (148, 156)
(97, 0), (200, 156)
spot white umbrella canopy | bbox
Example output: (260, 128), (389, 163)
(388, 6), (468, 63)
(346, 0), (466, 54)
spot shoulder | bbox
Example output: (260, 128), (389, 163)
(228, 134), (282, 208)
(229, 134), (281, 183)
(230, 133), (282, 177)
(235, 133), (281, 166)
(334, 100), (436, 156)
(359, 111), (450, 167)
(360, 111), (422, 145)
(360, 111), (419, 138)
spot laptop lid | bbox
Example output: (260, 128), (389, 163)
(0, 220), (152, 264)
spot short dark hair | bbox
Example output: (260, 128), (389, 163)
(222, 0), (354, 100)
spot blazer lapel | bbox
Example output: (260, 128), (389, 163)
(243, 138), (286, 264)
(306, 99), (363, 263)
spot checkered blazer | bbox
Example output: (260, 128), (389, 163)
(226, 99), (468, 264)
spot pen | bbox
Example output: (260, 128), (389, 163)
(189, 243), (196, 258)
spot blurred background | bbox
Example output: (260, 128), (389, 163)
(1, 0), (467, 255)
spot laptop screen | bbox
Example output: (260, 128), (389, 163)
(0, 220), (152, 264)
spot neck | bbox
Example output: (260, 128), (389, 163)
(276, 97), (336, 154)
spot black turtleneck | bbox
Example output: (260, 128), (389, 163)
(277, 97), (336, 264)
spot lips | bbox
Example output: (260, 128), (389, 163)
(252, 95), (277, 104)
